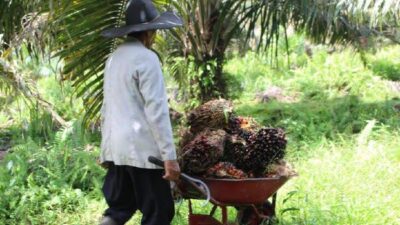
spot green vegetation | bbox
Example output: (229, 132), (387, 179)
(225, 45), (400, 224)
(1, 41), (399, 224)
(4, 0), (397, 122)
(2, 1), (400, 224)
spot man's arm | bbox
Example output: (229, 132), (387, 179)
(137, 52), (180, 180)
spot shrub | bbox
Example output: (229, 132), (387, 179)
(0, 125), (104, 224)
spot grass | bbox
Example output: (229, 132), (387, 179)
(0, 40), (399, 224)
(278, 127), (400, 225)
(223, 44), (400, 225)
(223, 45), (400, 224)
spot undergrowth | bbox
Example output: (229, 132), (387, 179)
(0, 123), (103, 225)
(0, 39), (399, 224)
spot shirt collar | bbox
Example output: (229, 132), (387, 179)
(125, 37), (145, 47)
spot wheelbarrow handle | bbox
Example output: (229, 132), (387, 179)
(148, 156), (164, 168)
(148, 156), (212, 205)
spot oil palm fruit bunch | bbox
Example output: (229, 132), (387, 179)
(177, 127), (194, 150)
(187, 99), (233, 134)
(206, 162), (248, 179)
(226, 116), (260, 142)
(223, 134), (248, 164)
(245, 128), (287, 174)
(230, 140), (266, 174)
(264, 160), (297, 178)
(224, 128), (287, 175)
(179, 129), (227, 174)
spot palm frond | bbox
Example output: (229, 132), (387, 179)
(0, 0), (50, 49)
(257, 0), (400, 47)
(51, 0), (169, 127)
(0, 0), (66, 125)
(0, 54), (20, 96)
(51, 0), (130, 127)
(0, 54), (66, 126)
(40, 0), (399, 125)
(0, 0), (29, 44)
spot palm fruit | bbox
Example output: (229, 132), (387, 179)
(179, 129), (227, 174)
(177, 127), (194, 150)
(205, 162), (248, 179)
(245, 128), (287, 175)
(249, 128), (287, 162)
(226, 116), (260, 141)
(226, 116), (261, 134)
(264, 160), (297, 178)
(187, 99), (233, 134)
(224, 128), (287, 176)
(223, 134), (248, 165)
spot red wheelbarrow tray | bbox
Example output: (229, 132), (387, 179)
(177, 176), (291, 205)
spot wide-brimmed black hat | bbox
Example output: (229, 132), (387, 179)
(101, 0), (183, 38)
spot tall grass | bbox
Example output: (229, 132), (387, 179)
(0, 76), (101, 224)
(0, 123), (103, 224)
(278, 126), (400, 225)
(223, 44), (400, 224)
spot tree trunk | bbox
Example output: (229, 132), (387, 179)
(196, 53), (227, 102)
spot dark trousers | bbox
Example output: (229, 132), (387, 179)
(102, 163), (174, 225)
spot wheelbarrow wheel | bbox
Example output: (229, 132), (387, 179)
(236, 201), (276, 225)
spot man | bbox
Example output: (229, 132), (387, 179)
(98, 1), (183, 224)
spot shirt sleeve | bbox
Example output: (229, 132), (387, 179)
(137, 52), (177, 161)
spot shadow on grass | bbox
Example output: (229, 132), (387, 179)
(235, 95), (400, 143)
(370, 59), (400, 81)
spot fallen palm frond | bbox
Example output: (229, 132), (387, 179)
(0, 56), (66, 126)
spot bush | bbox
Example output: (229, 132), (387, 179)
(0, 125), (104, 225)
(368, 46), (400, 81)
(370, 59), (400, 81)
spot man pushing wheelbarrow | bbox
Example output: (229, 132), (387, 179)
(98, 0), (183, 224)
(98, 1), (295, 224)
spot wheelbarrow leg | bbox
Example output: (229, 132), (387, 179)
(221, 206), (228, 225)
(270, 193), (277, 217)
(209, 204), (218, 217)
(236, 193), (279, 225)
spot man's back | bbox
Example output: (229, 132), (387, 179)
(100, 39), (176, 169)
(98, 1), (182, 224)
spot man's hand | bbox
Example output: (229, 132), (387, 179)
(163, 160), (181, 181)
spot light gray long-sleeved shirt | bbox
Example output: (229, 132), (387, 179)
(100, 38), (176, 169)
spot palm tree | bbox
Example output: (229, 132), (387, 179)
(168, 0), (400, 101)
(2, 0), (399, 126)
(1, 0), (66, 126)
(0, 57), (67, 126)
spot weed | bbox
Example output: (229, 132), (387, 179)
(0, 122), (103, 224)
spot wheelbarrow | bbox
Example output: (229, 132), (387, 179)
(148, 157), (292, 225)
